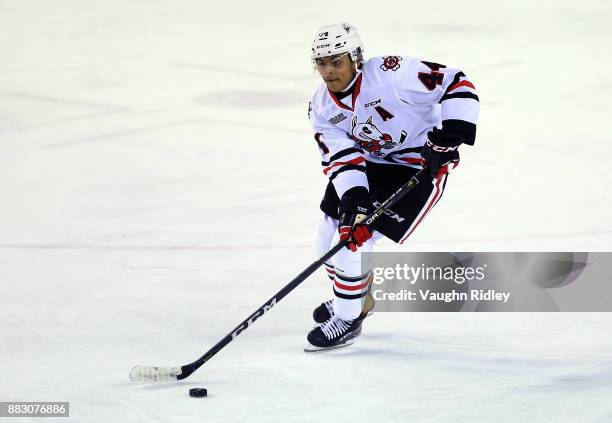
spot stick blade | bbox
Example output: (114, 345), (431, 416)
(303, 338), (355, 352)
(129, 365), (182, 382)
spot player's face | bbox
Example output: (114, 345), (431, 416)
(315, 53), (356, 92)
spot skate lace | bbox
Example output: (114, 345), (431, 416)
(324, 300), (334, 316)
(321, 317), (352, 340)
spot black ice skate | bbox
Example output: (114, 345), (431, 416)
(312, 291), (376, 324)
(304, 315), (365, 352)
(312, 299), (335, 324)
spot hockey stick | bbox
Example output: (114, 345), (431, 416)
(129, 167), (429, 382)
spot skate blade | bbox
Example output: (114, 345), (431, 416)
(303, 339), (354, 352)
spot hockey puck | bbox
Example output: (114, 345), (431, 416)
(189, 388), (208, 398)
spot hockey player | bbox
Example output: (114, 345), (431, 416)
(306, 22), (479, 351)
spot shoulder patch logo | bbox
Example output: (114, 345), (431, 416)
(380, 56), (402, 71)
(328, 112), (347, 125)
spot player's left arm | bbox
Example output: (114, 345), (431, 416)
(395, 59), (480, 176)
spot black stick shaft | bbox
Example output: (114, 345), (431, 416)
(177, 168), (428, 379)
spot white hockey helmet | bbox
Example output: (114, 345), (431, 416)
(311, 22), (364, 65)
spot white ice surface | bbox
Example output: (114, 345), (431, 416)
(1, 0), (612, 422)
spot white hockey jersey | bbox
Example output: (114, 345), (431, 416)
(308, 55), (479, 200)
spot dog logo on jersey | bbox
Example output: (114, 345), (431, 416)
(350, 116), (395, 156)
(380, 56), (402, 71)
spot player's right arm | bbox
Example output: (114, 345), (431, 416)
(308, 100), (368, 200)
(308, 99), (372, 250)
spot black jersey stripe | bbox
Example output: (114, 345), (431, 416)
(441, 119), (477, 146)
(329, 147), (364, 162)
(388, 147), (423, 155)
(328, 165), (366, 182)
(440, 92), (480, 102)
(321, 147), (364, 166)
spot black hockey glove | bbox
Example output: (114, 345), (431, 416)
(420, 127), (462, 178)
(338, 186), (372, 252)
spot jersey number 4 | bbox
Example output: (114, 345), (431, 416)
(418, 61), (446, 91)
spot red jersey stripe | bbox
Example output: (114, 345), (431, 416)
(400, 157), (426, 165)
(322, 156), (365, 175)
(447, 80), (475, 93)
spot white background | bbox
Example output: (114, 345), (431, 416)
(1, 0), (611, 421)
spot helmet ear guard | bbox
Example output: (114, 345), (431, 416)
(351, 46), (364, 69)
